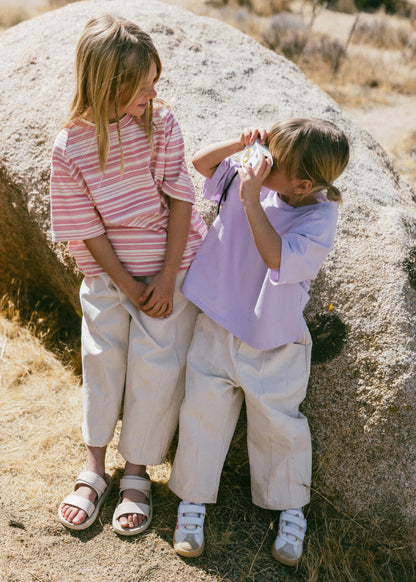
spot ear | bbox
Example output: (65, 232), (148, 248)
(294, 179), (312, 195)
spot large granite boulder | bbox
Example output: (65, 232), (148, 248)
(0, 0), (414, 557)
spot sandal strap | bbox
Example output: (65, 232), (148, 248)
(61, 493), (95, 518)
(119, 475), (151, 495)
(75, 471), (108, 498)
(113, 500), (150, 520)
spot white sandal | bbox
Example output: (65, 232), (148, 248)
(112, 475), (152, 536)
(58, 471), (112, 531)
(173, 501), (206, 557)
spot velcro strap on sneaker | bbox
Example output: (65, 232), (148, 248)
(282, 523), (305, 539)
(178, 515), (205, 528)
(282, 512), (306, 528)
(179, 503), (206, 516)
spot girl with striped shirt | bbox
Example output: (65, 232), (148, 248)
(50, 14), (206, 536)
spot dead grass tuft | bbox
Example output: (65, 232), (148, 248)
(0, 0), (415, 579)
(352, 10), (415, 49)
(1, 305), (414, 581)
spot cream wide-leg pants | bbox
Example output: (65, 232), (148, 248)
(169, 313), (312, 510)
(79, 270), (199, 466)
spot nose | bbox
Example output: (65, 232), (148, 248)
(150, 86), (157, 100)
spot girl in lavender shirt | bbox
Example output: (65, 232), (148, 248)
(169, 118), (350, 566)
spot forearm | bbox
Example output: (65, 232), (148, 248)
(192, 138), (243, 179)
(243, 201), (282, 270)
(161, 198), (192, 280)
(138, 198), (192, 317)
(83, 234), (144, 300)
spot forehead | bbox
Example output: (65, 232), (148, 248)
(125, 53), (158, 79)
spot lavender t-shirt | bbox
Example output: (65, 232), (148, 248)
(182, 158), (338, 349)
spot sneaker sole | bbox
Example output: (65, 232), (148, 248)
(173, 534), (205, 558)
(271, 545), (300, 567)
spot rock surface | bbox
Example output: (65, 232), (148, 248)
(0, 0), (414, 556)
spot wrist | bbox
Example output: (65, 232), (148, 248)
(159, 265), (179, 280)
(241, 193), (262, 211)
(117, 272), (141, 297)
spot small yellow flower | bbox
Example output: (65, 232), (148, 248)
(328, 304), (334, 312)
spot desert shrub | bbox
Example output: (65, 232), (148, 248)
(262, 12), (309, 60)
(353, 12), (414, 48)
(249, 0), (291, 15)
(211, 0), (290, 13)
(326, 0), (409, 14)
(301, 34), (347, 73)
(0, 3), (32, 27)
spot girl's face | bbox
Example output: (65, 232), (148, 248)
(263, 167), (297, 200)
(111, 59), (158, 119)
(124, 60), (158, 117)
(263, 166), (315, 207)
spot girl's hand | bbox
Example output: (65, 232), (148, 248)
(238, 154), (272, 207)
(239, 127), (268, 149)
(124, 279), (148, 310)
(139, 270), (176, 318)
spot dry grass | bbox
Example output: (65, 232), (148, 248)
(0, 1), (415, 580)
(0, 0), (79, 29)
(0, 300), (413, 582)
(163, 0), (416, 190)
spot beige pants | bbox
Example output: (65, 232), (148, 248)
(169, 313), (312, 510)
(80, 270), (199, 465)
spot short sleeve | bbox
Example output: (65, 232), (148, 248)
(270, 203), (338, 284)
(157, 109), (196, 204)
(202, 158), (239, 203)
(50, 131), (105, 242)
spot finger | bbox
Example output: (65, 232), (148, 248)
(260, 156), (272, 178)
(162, 303), (173, 318)
(258, 129), (268, 144)
(242, 127), (257, 146)
(139, 285), (154, 304)
(140, 299), (159, 312)
(148, 302), (169, 317)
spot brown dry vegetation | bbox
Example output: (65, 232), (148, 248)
(0, 305), (413, 582)
(164, 0), (416, 192)
(1, 1), (415, 581)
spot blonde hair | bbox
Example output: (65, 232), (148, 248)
(68, 14), (162, 172)
(266, 118), (350, 203)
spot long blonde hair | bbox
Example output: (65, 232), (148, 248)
(266, 118), (350, 202)
(68, 14), (162, 172)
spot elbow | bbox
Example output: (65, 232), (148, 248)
(266, 259), (280, 270)
(264, 251), (281, 270)
(192, 153), (203, 173)
(192, 153), (217, 180)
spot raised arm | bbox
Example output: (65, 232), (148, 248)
(238, 157), (281, 270)
(192, 127), (268, 179)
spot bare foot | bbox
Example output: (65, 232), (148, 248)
(60, 445), (107, 526)
(117, 462), (149, 530)
(60, 483), (98, 525)
(118, 487), (148, 529)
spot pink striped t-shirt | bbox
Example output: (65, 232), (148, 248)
(50, 107), (207, 276)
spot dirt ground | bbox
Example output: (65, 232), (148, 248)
(0, 2), (415, 581)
